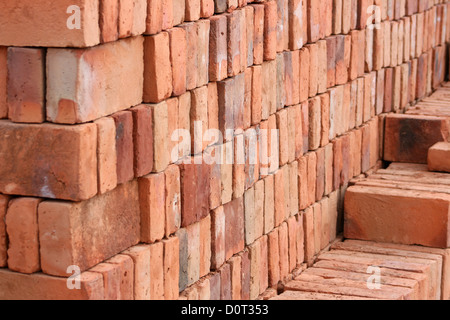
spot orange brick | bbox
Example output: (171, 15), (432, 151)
(122, 244), (151, 300)
(0, 121), (97, 201)
(345, 185), (450, 248)
(0, 269), (104, 300)
(144, 32), (173, 103)
(48, 39), (143, 124)
(252, 4), (265, 65)
(112, 111), (134, 185)
(104, 254), (134, 300)
(0, 195), (9, 267)
(264, 1), (277, 61)
(95, 117), (118, 195)
(267, 230), (280, 287)
(168, 27), (187, 96)
(163, 237), (180, 300)
(299, 47), (310, 102)
(185, 0), (201, 21)
(165, 165), (181, 237)
(131, 105), (154, 178)
(6, 198), (41, 274)
(289, 0), (306, 50)
(0, 47), (6, 119)
(209, 15), (228, 82)
(7, 48), (45, 123)
(139, 172), (166, 244)
(0, 0), (100, 47)
(229, 255), (242, 300)
(38, 181), (140, 277)
(90, 262), (121, 300)
(149, 242), (164, 299)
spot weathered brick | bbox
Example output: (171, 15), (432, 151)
(7, 48), (45, 123)
(0, 0), (100, 47)
(47, 37), (143, 124)
(38, 181), (140, 277)
(112, 111), (134, 185)
(0, 121), (97, 201)
(0, 269), (104, 300)
(6, 198), (41, 274)
(384, 114), (449, 164)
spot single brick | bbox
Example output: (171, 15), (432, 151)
(149, 242), (164, 299)
(428, 142), (450, 173)
(6, 197), (41, 274)
(104, 254), (134, 300)
(139, 173), (166, 244)
(144, 32), (173, 103)
(225, 197), (245, 261)
(46, 37), (143, 124)
(168, 27), (187, 96)
(0, 0), (100, 47)
(165, 165), (181, 237)
(345, 185), (450, 248)
(90, 262), (121, 300)
(0, 195), (9, 267)
(149, 102), (170, 172)
(112, 111), (134, 185)
(383, 114), (449, 164)
(7, 48), (45, 123)
(38, 181), (140, 277)
(0, 47), (6, 118)
(131, 105), (154, 178)
(94, 117), (117, 195)
(0, 269), (104, 300)
(209, 15), (228, 82)
(0, 121), (97, 201)
(122, 244), (151, 300)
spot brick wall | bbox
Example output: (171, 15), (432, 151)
(0, 0), (449, 300)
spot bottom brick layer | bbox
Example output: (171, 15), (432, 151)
(272, 239), (450, 300)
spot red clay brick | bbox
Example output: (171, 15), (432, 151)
(104, 254), (134, 300)
(0, 195), (9, 267)
(144, 32), (173, 103)
(264, 1), (277, 61)
(163, 237), (180, 300)
(345, 185), (450, 248)
(6, 197), (41, 274)
(209, 15), (228, 82)
(90, 262), (121, 300)
(122, 244), (151, 300)
(100, 0), (118, 43)
(0, 47), (6, 119)
(131, 105), (153, 178)
(428, 142), (450, 173)
(139, 173), (165, 244)
(112, 111), (134, 185)
(0, 121), (97, 201)
(384, 114), (450, 164)
(95, 117), (118, 195)
(38, 181), (140, 277)
(46, 37), (143, 124)
(0, 0), (100, 47)
(225, 197), (245, 261)
(0, 269), (104, 300)
(168, 27), (187, 96)
(180, 161), (211, 227)
(7, 48), (45, 123)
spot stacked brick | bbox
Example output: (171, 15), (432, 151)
(0, 0), (449, 300)
(274, 239), (450, 300)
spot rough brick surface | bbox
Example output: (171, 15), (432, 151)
(0, 121), (97, 201)
(46, 37), (143, 124)
(38, 181), (140, 276)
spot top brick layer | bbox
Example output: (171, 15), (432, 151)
(0, 0), (100, 48)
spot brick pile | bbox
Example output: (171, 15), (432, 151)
(0, 0), (449, 300)
(274, 239), (450, 300)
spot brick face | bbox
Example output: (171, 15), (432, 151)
(0, 0), (449, 301)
